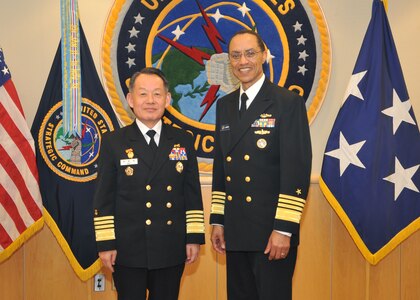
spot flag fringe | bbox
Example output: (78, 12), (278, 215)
(43, 209), (102, 281)
(320, 177), (420, 265)
(0, 217), (44, 263)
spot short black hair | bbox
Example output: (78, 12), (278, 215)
(228, 29), (265, 53)
(129, 67), (169, 92)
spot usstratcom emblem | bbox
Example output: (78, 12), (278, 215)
(102, 0), (331, 172)
(38, 99), (114, 181)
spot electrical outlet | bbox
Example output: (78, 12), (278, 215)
(94, 273), (105, 292)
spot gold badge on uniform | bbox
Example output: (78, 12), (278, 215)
(125, 166), (134, 176)
(125, 148), (134, 159)
(260, 113), (272, 118)
(254, 129), (271, 135)
(176, 161), (184, 173)
(257, 138), (267, 149)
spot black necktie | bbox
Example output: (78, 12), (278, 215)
(240, 92), (248, 119)
(146, 130), (158, 152)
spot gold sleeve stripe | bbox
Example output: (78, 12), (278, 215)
(94, 216), (114, 221)
(186, 211), (204, 232)
(279, 199), (305, 208)
(186, 212), (204, 215)
(275, 208), (302, 224)
(187, 223), (205, 234)
(277, 203), (304, 212)
(94, 220), (114, 226)
(212, 199), (225, 204)
(186, 212), (204, 217)
(95, 224), (114, 230)
(187, 219), (204, 223)
(212, 191), (226, 197)
(210, 204), (224, 215)
(211, 190), (226, 215)
(186, 210), (204, 215)
(279, 194), (306, 204)
(95, 229), (115, 241)
(186, 216), (204, 220)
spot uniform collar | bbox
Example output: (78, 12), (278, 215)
(135, 119), (162, 144)
(240, 74), (265, 103)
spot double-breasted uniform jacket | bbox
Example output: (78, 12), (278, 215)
(93, 122), (205, 269)
(210, 79), (312, 251)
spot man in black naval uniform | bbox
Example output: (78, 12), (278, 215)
(93, 67), (205, 300)
(210, 30), (312, 300)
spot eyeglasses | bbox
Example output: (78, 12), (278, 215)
(229, 49), (262, 61)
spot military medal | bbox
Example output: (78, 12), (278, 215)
(125, 148), (134, 159)
(176, 161), (184, 173)
(125, 166), (134, 176)
(257, 138), (267, 149)
(169, 145), (188, 160)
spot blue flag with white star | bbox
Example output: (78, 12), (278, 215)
(320, 0), (420, 265)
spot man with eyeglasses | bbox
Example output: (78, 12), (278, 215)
(210, 29), (312, 300)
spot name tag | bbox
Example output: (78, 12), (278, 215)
(221, 124), (230, 131)
(120, 158), (138, 166)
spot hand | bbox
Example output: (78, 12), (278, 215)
(99, 250), (117, 272)
(186, 244), (200, 264)
(264, 231), (290, 260)
(210, 225), (226, 254)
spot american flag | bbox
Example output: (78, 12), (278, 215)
(320, 0), (420, 265)
(0, 48), (43, 262)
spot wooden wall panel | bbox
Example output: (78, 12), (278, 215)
(293, 184), (332, 300)
(331, 213), (367, 300)
(24, 226), (89, 300)
(369, 248), (400, 300)
(178, 185), (219, 300)
(0, 245), (23, 299)
(401, 232), (420, 300)
(1, 183), (419, 300)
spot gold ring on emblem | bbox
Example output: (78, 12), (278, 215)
(257, 138), (267, 149)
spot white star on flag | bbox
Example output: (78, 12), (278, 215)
(325, 132), (366, 176)
(383, 157), (420, 201)
(2, 66), (9, 75)
(382, 89), (416, 135)
(343, 70), (367, 104)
